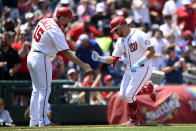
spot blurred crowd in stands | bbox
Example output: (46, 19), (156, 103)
(0, 0), (196, 106)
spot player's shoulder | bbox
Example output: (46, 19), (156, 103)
(38, 18), (49, 24)
(47, 18), (59, 28)
(115, 37), (124, 47)
(47, 19), (63, 32)
(131, 28), (147, 39)
(40, 17), (49, 21)
(41, 18), (59, 28)
(133, 28), (146, 35)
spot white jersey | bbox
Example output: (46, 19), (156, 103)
(31, 18), (69, 57)
(112, 29), (152, 68)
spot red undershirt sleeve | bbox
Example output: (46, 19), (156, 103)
(111, 56), (120, 67)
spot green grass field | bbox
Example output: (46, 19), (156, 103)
(1, 124), (196, 131)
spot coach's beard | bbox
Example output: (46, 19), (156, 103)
(118, 33), (123, 37)
(63, 24), (68, 27)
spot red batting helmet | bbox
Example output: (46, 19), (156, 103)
(56, 7), (72, 18)
(110, 16), (127, 33)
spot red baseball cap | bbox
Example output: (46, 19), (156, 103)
(110, 16), (127, 33)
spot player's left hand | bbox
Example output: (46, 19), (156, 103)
(131, 62), (140, 72)
(91, 51), (100, 61)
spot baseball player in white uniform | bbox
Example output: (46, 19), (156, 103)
(92, 16), (156, 125)
(27, 7), (91, 127)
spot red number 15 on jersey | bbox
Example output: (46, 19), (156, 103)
(33, 25), (45, 42)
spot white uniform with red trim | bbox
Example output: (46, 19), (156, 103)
(27, 18), (69, 126)
(112, 28), (153, 103)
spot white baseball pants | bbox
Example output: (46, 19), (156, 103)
(119, 65), (152, 103)
(27, 51), (52, 126)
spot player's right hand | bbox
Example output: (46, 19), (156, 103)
(83, 63), (91, 71)
(91, 51), (100, 61)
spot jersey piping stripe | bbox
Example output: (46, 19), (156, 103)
(131, 28), (137, 38)
(127, 28), (137, 42)
(125, 45), (131, 67)
(124, 46), (131, 67)
(128, 52), (131, 67)
(43, 55), (48, 126)
(131, 66), (149, 102)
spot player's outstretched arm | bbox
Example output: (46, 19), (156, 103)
(64, 50), (91, 71)
(131, 46), (155, 72)
(91, 51), (114, 64)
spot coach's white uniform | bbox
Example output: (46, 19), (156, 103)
(112, 29), (153, 103)
(27, 18), (69, 126)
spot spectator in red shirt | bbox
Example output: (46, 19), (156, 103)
(12, 30), (31, 80)
(66, 15), (101, 48)
(11, 30), (30, 106)
(175, 0), (195, 32)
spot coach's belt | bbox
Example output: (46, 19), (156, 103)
(33, 50), (42, 53)
(141, 64), (144, 67)
(33, 50), (51, 57)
